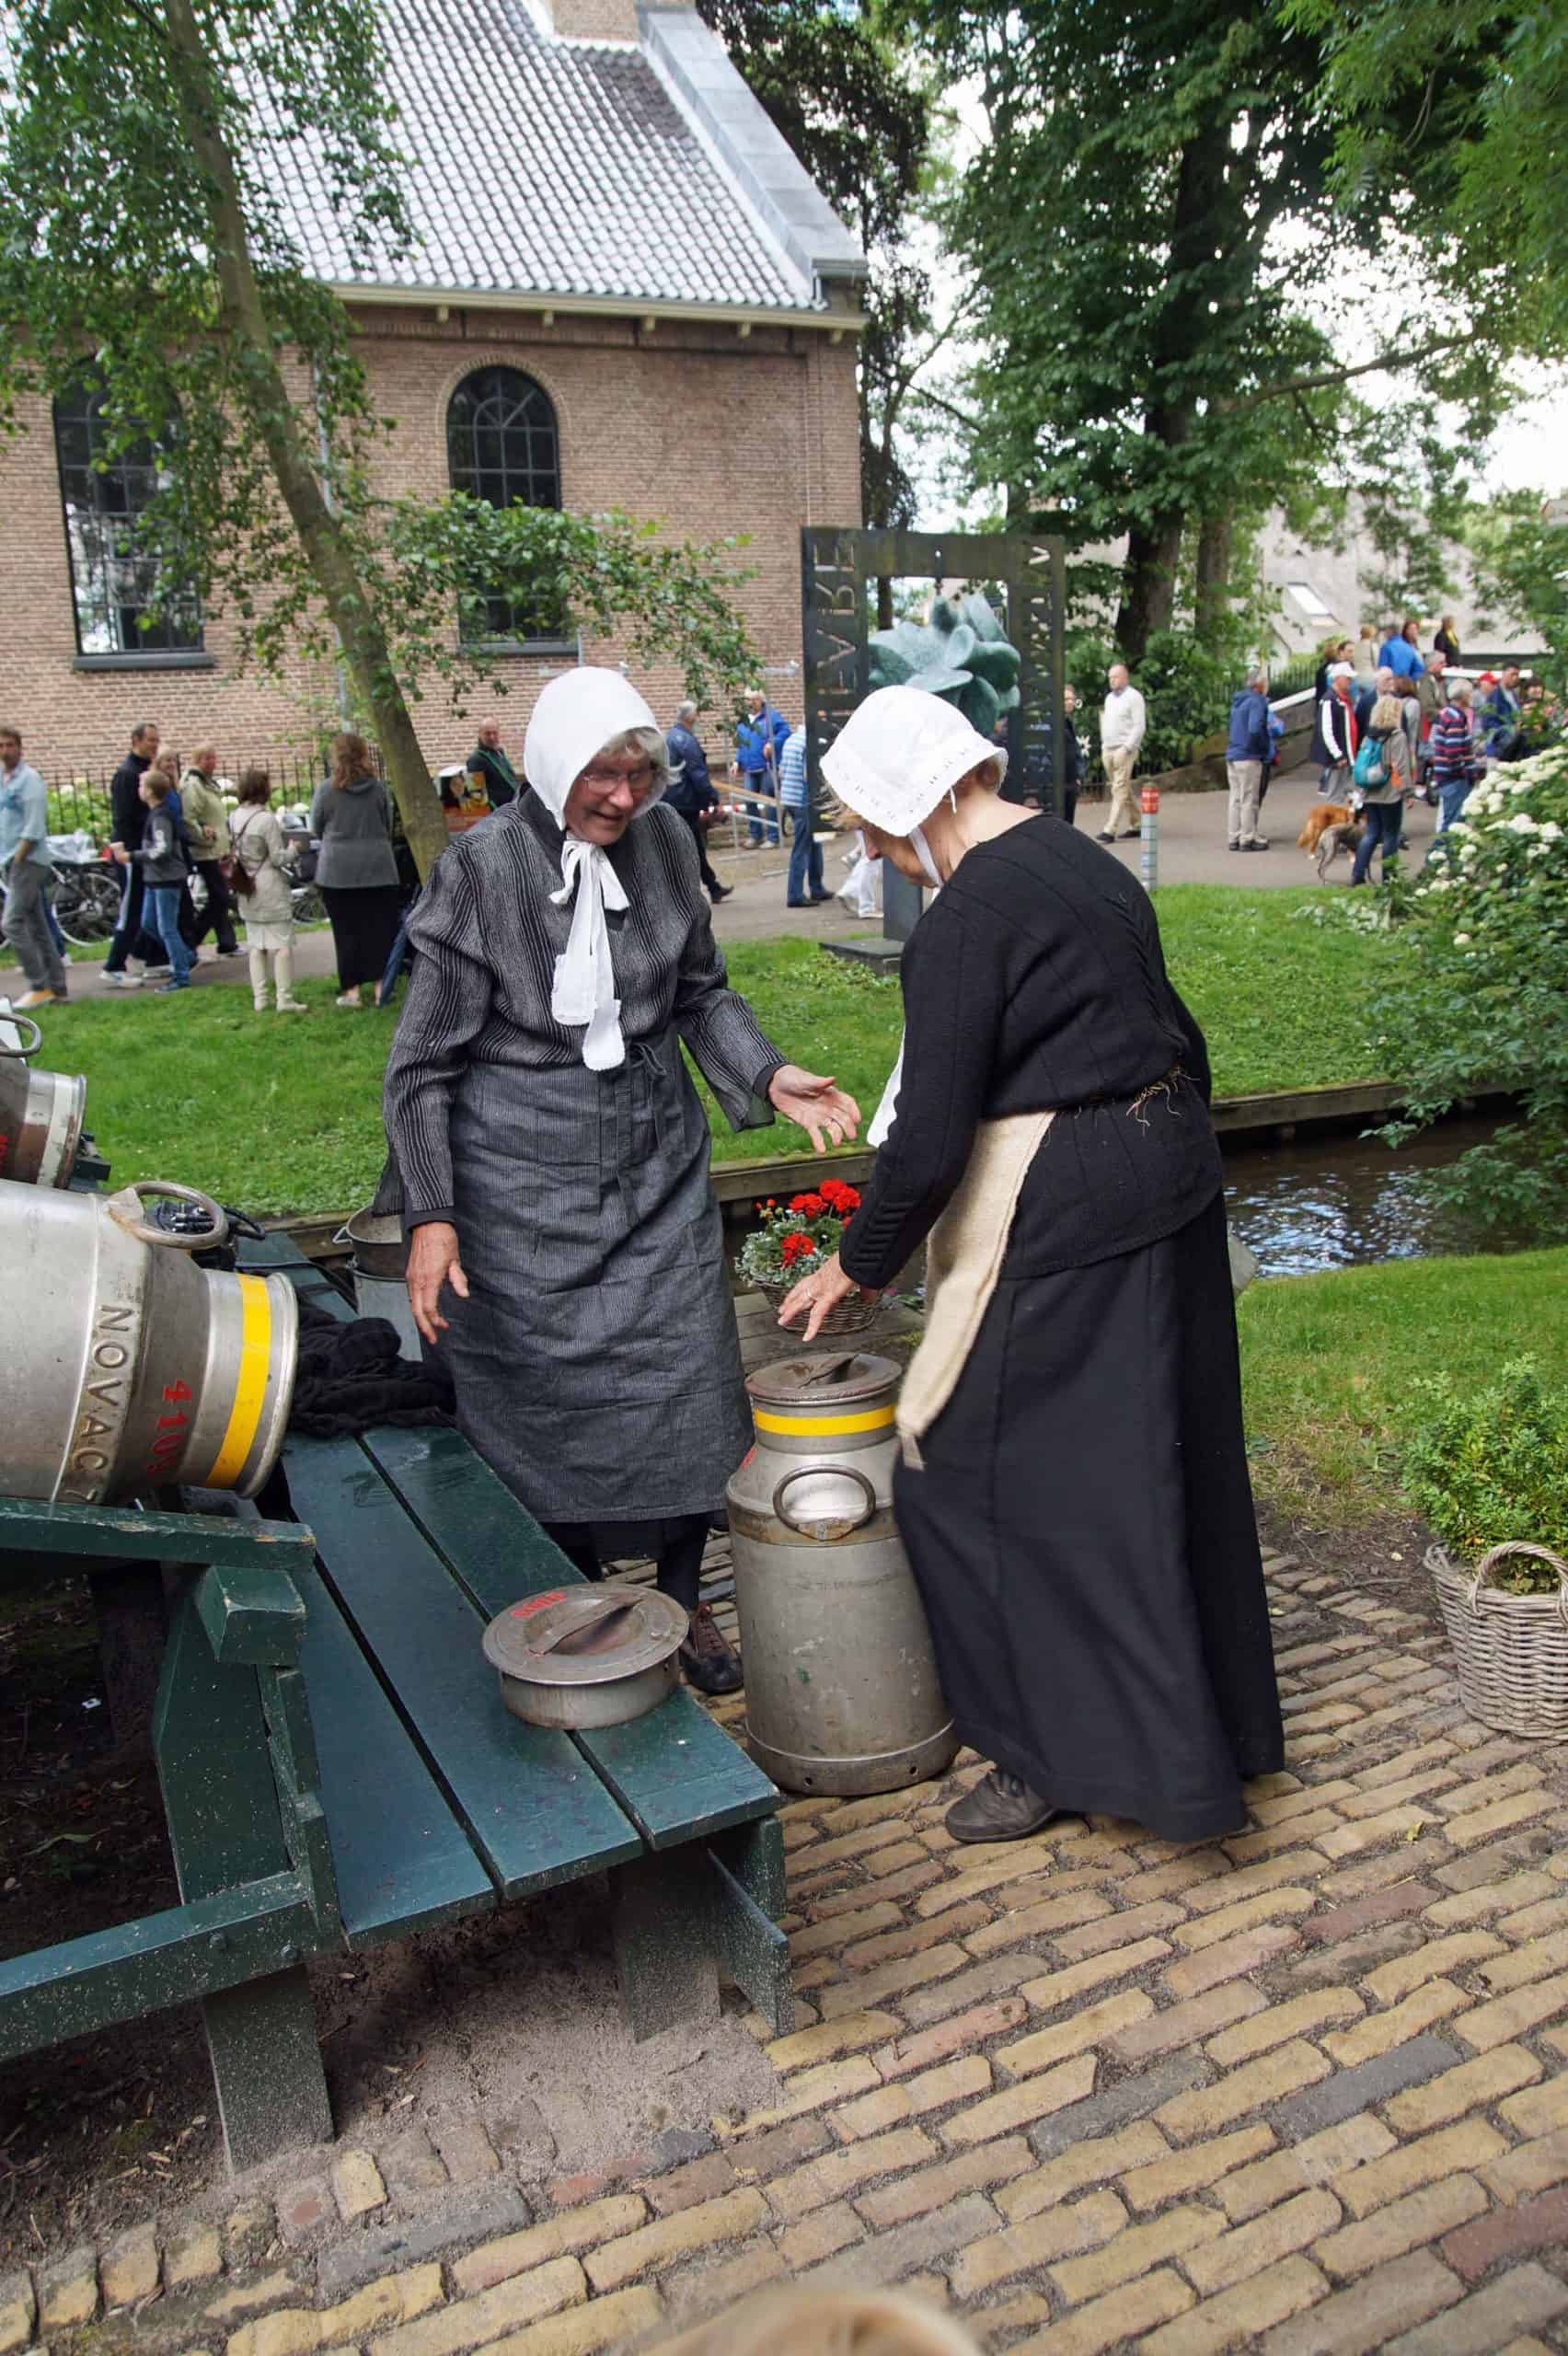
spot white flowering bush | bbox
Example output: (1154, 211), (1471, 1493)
(1375, 744), (1568, 1221)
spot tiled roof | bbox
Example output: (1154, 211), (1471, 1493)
(265, 0), (832, 312)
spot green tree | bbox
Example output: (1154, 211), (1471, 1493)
(0, 0), (755, 873)
(1466, 491), (1568, 677)
(1285, 0), (1568, 348)
(897, 0), (1539, 665)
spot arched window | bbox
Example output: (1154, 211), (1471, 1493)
(446, 367), (564, 643)
(52, 384), (202, 657)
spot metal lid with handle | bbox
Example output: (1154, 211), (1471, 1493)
(745, 1350), (899, 1411)
(482, 1583), (688, 1689)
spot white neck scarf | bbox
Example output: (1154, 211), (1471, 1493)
(522, 667), (665, 1072)
(549, 837), (629, 1071)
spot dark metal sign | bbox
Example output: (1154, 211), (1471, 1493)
(801, 525), (1067, 822)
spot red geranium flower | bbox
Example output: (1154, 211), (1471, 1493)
(790, 1192), (827, 1218)
(780, 1231), (816, 1266)
(819, 1180), (861, 1213)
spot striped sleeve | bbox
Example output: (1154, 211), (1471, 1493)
(382, 854), (496, 1228)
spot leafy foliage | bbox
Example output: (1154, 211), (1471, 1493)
(1374, 745), (1568, 1223)
(1404, 1360), (1568, 1574)
(1066, 628), (1245, 773)
(1465, 491), (1568, 682)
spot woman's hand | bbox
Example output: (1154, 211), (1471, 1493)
(778, 1251), (877, 1345)
(767, 1065), (861, 1152)
(406, 1220), (469, 1345)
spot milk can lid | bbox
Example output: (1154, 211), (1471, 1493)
(481, 1583), (687, 1688)
(745, 1350), (900, 1411)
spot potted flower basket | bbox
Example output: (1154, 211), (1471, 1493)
(1429, 1542), (1568, 1739)
(737, 1180), (880, 1337)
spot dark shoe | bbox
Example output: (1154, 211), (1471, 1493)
(809, 891), (833, 903)
(1228, 839), (1241, 852)
(1118, 827), (1141, 839)
(680, 1603), (743, 1695)
(945, 1768), (1058, 1843)
(1097, 830), (1116, 842)
(786, 898), (811, 908)
(1242, 837), (1271, 851)
(709, 884), (732, 903)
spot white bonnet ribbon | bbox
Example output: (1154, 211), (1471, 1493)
(550, 836), (629, 1070)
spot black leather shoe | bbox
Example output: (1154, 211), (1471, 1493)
(680, 1603), (743, 1695)
(945, 1768), (1058, 1843)
(1097, 830), (1115, 842)
(709, 884), (732, 903)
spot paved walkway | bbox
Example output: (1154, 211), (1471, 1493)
(11, 1540), (1568, 2356)
(36, 768), (1436, 1004)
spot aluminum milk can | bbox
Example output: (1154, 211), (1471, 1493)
(0, 1013), (86, 1188)
(726, 1350), (957, 1796)
(0, 1177), (298, 1504)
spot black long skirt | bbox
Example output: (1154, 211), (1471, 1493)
(895, 1190), (1284, 1842)
(322, 884), (403, 991)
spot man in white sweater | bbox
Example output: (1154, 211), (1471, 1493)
(1098, 663), (1147, 841)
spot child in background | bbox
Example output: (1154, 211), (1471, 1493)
(133, 771), (193, 991)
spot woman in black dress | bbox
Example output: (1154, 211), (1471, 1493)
(781, 686), (1283, 1845)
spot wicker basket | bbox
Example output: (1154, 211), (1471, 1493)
(1430, 1541), (1568, 1740)
(751, 1278), (882, 1338)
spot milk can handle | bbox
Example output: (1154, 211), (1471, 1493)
(109, 1180), (231, 1250)
(0, 1014), (42, 1057)
(772, 1463), (878, 1540)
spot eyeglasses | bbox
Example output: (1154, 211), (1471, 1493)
(581, 763), (655, 793)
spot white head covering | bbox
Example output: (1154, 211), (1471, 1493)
(523, 667), (665, 1072)
(821, 685), (1007, 836)
(823, 686), (1008, 1149)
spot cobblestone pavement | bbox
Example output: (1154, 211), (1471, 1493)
(6, 1543), (1568, 2356)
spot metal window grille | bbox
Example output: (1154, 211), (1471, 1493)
(52, 386), (203, 656)
(445, 366), (566, 643)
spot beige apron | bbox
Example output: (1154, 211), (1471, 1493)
(897, 1110), (1055, 1467)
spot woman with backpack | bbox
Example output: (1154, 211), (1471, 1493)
(1349, 695), (1411, 886)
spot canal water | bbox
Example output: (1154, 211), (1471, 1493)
(1222, 1115), (1538, 1279)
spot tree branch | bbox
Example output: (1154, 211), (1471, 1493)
(1234, 330), (1471, 412)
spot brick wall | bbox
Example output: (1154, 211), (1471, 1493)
(0, 305), (861, 791)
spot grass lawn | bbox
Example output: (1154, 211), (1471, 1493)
(29, 884), (1399, 1216)
(1238, 1245), (1568, 1528)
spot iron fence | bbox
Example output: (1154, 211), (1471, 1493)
(43, 751), (383, 843)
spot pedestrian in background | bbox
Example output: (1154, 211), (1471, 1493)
(1349, 693), (1411, 887)
(733, 689), (786, 847)
(1097, 661), (1146, 841)
(1058, 684), (1084, 826)
(1225, 665), (1272, 853)
(132, 769), (192, 991)
(102, 719), (169, 987)
(1482, 664), (1525, 764)
(665, 701), (729, 903)
(309, 732), (401, 1007)
(0, 722), (67, 1008)
(230, 768), (306, 1014)
(1432, 680), (1478, 833)
(466, 719), (520, 809)
(780, 722), (830, 907)
(1378, 618), (1424, 680)
(1434, 614), (1461, 664)
(177, 743), (240, 962)
(1354, 623), (1379, 688)
(1319, 662), (1359, 798)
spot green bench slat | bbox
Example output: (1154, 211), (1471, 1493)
(362, 1428), (779, 1851)
(241, 1230), (318, 1270)
(0, 1496), (315, 1570)
(299, 1577), (496, 1949)
(282, 1434), (643, 1900)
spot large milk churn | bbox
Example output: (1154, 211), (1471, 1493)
(726, 1351), (957, 1796)
(0, 1012), (86, 1187)
(0, 1177), (298, 1504)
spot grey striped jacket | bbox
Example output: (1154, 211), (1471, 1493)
(383, 794), (783, 1225)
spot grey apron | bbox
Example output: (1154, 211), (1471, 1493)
(441, 1026), (751, 1521)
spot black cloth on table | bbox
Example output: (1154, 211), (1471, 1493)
(838, 814), (1283, 1842)
(287, 1296), (454, 1435)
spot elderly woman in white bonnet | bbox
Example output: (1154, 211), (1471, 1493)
(779, 686), (1282, 1843)
(384, 668), (859, 1693)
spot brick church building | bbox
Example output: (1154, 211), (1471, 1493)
(2, 0), (866, 781)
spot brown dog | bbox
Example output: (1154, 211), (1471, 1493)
(1297, 802), (1355, 853)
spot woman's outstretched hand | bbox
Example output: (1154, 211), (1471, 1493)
(778, 1251), (878, 1344)
(767, 1065), (861, 1152)
(407, 1219), (470, 1345)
